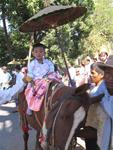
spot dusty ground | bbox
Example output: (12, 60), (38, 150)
(0, 101), (86, 150)
(0, 101), (36, 150)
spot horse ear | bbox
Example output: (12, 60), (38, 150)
(74, 83), (90, 95)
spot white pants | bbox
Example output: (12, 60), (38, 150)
(0, 72), (26, 105)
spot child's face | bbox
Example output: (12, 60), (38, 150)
(32, 47), (45, 61)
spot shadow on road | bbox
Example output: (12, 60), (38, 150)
(0, 102), (36, 150)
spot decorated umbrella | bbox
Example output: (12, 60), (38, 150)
(19, 5), (87, 32)
(19, 5), (87, 86)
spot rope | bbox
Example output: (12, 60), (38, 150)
(51, 102), (64, 146)
(34, 111), (42, 128)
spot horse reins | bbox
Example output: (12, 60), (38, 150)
(51, 102), (64, 146)
(44, 82), (65, 146)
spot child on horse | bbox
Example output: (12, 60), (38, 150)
(24, 43), (61, 114)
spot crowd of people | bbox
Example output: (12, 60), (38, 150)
(0, 43), (112, 150)
(62, 51), (108, 88)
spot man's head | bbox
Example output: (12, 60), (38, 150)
(98, 55), (113, 94)
(15, 65), (21, 72)
(98, 51), (108, 63)
(32, 43), (46, 63)
(90, 63), (104, 85)
(2, 66), (8, 73)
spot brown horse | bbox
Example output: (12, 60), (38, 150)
(18, 82), (103, 150)
(18, 80), (65, 150)
(42, 84), (104, 150)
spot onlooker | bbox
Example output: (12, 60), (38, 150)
(98, 51), (108, 63)
(0, 66), (12, 90)
(86, 55), (113, 150)
(92, 56), (98, 63)
(21, 66), (27, 76)
(84, 56), (93, 83)
(74, 67), (86, 87)
(9, 65), (22, 87)
(85, 63), (105, 150)
(68, 62), (76, 86)
(11, 65), (23, 112)
(62, 69), (69, 86)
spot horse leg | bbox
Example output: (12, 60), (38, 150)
(20, 113), (29, 150)
(35, 131), (43, 150)
(23, 131), (29, 150)
(77, 126), (100, 150)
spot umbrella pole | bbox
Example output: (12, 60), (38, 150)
(27, 33), (34, 66)
(61, 49), (75, 87)
(55, 29), (75, 87)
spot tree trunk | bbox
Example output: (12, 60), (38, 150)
(1, 4), (12, 52)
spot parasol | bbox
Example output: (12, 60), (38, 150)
(19, 5), (87, 32)
(19, 5), (87, 86)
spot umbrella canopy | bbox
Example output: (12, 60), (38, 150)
(19, 5), (87, 32)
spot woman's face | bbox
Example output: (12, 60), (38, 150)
(32, 47), (45, 62)
(104, 68), (113, 94)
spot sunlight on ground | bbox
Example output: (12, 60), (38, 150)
(0, 120), (13, 132)
(0, 102), (15, 132)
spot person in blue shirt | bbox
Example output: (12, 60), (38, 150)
(85, 55), (113, 150)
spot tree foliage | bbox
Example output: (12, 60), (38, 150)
(0, 0), (113, 66)
(83, 0), (113, 56)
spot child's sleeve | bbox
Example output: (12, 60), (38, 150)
(27, 61), (34, 78)
(48, 60), (55, 73)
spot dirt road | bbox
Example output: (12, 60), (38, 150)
(0, 101), (85, 150)
(0, 101), (36, 150)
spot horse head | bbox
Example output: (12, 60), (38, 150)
(42, 83), (104, 150)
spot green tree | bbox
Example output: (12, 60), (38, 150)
(83, 0), (113, 56)
(1, 0), (113, 66)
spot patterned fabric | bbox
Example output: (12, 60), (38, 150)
(25, 79), (48, 111)
(25, 72), (61, 111)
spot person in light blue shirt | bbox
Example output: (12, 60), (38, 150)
(90, 55), (113, 150)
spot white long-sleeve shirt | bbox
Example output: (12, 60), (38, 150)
(0, 72), (25, 105)
(27, 58), (54, 80)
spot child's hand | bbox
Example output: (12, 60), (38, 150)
(23, 76), (33, 83)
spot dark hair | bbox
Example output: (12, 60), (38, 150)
(99, 51), (108, 57)
(15, 65), (21, 71)
(32, 43), (46, 51)
(91, 63), (104, 75)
